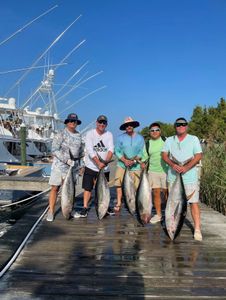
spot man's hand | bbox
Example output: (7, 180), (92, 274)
(123, 159), (134, 167)
(172, 164), (189, 174)
(97, 161), (106, 170)
(79, 167), (85, 176)
(67, 159), (75, 167)
(141, 162), (146, 170)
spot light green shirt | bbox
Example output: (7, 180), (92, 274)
(162, 134), (202, 184)
(142, 138), (168, 173)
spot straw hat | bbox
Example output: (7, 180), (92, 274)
(119, 117), (140, 131)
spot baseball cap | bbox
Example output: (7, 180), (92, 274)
(97, 115), (108, 122)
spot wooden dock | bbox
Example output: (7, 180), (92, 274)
(0, 186), (226, 299)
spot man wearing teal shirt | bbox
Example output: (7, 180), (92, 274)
(162, 117), (203, 241)
(114, 117), (144, 212)
(142, 122), (168, 224)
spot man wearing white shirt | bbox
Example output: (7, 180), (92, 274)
(74, 115), (114, 218)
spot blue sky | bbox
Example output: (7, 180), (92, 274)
(0, 0), (226, 136)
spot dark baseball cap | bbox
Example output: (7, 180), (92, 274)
(174, 117), (188, 125)
(149, 122), (161, 129)
(64, 113), (81, 125)
(97, 115), (108, 122)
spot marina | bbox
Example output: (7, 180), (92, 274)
(0, 1), (225, 299)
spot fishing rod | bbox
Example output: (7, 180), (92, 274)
(0, 5), (58, 47)
(6, 15), (82, 98)
(59, 85), (107, 115)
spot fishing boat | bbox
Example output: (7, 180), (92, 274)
(0, 69), (62, 162)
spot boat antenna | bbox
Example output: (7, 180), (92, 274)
(0, 63), (67, 75)
(80, 120), (95, 134)
(56, 70), (103, 104)
(55, 61), (89, 97)
(0, 5), (58, 47)
(23, 40), (86, 111)
(59, 85), (106, 115)
(5, 15), (82, 97)
(54, 39), (86, 71)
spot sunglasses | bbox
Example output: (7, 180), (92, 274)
(150, 128), (160, 132)
(175, 123), (187, 127)
(68, 120), (77, 123)
(98, 120), (107, 125)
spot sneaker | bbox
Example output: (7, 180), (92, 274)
(150, 214), (162, 224)
(73, 207), (88, 218)
(46, 211), (54, 222)
(194, 230), (203, 241)
(106, 207), (115, 216)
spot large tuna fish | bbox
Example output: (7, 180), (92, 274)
(61, 165), (75, 220)
(136, 169), (152, 225)
(164, 173), (187, 240)
(95, 169), (111, 220)
(123, 167), (136, 215)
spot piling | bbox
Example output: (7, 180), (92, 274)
(20, 123), (27, 166)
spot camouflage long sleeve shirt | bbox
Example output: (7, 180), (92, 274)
(51, 128), (84, 176)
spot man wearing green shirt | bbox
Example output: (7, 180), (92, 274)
(142, 122), (168, 224)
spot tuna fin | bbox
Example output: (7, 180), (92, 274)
(186, 190), (196, 200)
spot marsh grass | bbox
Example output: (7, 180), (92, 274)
(200, 144), (226, 215)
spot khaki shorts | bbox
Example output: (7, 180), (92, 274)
(49, 167), (65, 186)
(148, 171), (167, 189)
(114, 166), (141, 189)
(168, 182), (200, 204)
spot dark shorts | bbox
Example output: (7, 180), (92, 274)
(82, 167), (110, 192)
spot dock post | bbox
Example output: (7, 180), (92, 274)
(20, 123), (27, 166)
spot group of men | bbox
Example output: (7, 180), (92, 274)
(46, 112), (203, 241)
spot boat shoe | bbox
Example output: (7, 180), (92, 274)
(46, 211), (54, 222)
(194, 230), (203, 241)
(149, 214), (162, 224)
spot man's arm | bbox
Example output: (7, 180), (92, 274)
(180, 153), (202, 174)
(162, 151), (202, 174)
(52, 132), (67, 163)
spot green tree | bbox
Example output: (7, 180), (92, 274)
(189, 98), (226, 142)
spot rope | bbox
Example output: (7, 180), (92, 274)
(0, 188), (51, 210)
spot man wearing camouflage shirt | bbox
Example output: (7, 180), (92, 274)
(46, 113), (84, 222)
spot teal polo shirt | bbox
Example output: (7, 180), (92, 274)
(162, 134), (202, 184)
